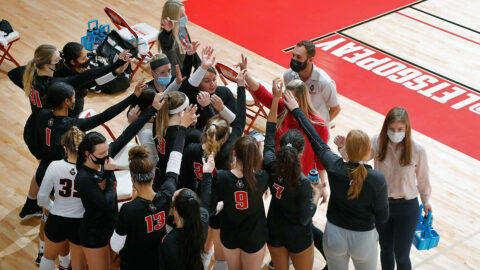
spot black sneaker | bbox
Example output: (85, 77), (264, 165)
(19, 200), (42, 220)
(35, 251), (43, 265)
(58, 265), (72, 270)
(268, 260), (274, 269)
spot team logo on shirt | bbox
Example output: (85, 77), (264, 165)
(48, 118), (54, 127)
(69, 168), (76, 176)
(236, 179), (245, 189)
(149, 203), (157, 212)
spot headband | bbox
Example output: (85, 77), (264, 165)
(169, 96), (189, 114)
(150, 57), (170, 70)
(131, 169), (155, 183)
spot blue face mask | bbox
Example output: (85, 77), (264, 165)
(179, 16), (188, 27)
(156, 75), (172, 85)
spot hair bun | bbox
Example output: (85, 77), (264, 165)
(128, 146), (150, 161)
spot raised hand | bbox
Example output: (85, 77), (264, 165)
(333, 135), (346, 149)
(127, 105), (141, 123)
(202, 152), (215, 174)
(134, 78), (148, 97)
(234, 53), (248, 71)
(211, 94), (225, 112)
(272, 78), (283, 99)
(196, 91), (211, 107)
(180, 104), (199, 127)
(104, 157), (116, 171)
(236, 69), (247, 87)
(200, 46), (216, 70)
(174, 65), (187, 84)
(283, 89), (299, 111)
(186, 41), (200, 56)
(161, 17), (175, 32)
(152, 92), (166, 110)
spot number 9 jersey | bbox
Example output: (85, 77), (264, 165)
(37, 159), (84, 218)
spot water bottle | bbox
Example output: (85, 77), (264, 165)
(308, 169), (319, 185)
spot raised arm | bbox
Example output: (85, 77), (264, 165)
(284, 91), (342, 171)
(263, 78), (283, 172)
(199, 152), (215, 210)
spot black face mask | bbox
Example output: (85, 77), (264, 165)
(290, 58), (309, 73)
(78, 59), (90, 69)
(91, 154), (109, 165)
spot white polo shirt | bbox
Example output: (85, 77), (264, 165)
(283, 64), (339, 123)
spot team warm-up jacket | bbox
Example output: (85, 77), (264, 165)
(113, 126), (186, 270)
(291, 108), (389, 231)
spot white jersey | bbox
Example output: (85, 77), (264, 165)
(38, 159), (85, 218)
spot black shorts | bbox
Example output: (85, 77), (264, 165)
(45, 214), (82, 245)
(220, 218), (267, 253)
(24, 115), (41, 160)
(35, 159), (52, 186)
(267, 215), (313, 253)
(79, 222), (114, 249)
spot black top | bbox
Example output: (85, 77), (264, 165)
(291, 108), (389, 231)
(159, 159), (211, 270)
(152, 125), (181, 192)
(7, 60), (124, 117)
(208, 169), (269, 234)
(35, 93), (143, 161)
(179, 86), (246, 191)
(115, 127), (186, 270)
(263, 122), (317, 226)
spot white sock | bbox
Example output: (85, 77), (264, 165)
(39, 257), (55, 270)
(202, 249), (214, 268)
(28, 195), (37, 200)
(213, 260), (228, 270)
(39, 239), (45, 253)
(59, 254), (70, 268)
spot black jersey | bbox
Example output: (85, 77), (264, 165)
(152, 125), (181, 192)
(7, 60), (125, 117)
(208, 169), (269, 252)
(291, 108), (389, 231)
(179, 86), (246, 190)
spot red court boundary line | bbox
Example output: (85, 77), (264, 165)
(396, 11), (480, 46)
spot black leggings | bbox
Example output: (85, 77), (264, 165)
(312, 224), (326, 260)
(377, 198), (419, 270)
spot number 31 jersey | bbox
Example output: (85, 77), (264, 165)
(40, 159), (84, 218)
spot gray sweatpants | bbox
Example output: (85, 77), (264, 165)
(323, 221), (379, 270)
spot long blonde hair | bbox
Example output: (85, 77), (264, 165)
(201, 116), (229, 157)
(345, 130), (371, 200)
(377, 107), (412, 166)
(156, 91), (187, 138)
(159, 0), (185, 54)
(61, 126), (85, 157)
(23, 44), (57, 97)
(278, 79), (323, 128)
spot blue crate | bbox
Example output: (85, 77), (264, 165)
(413, 205), (440, 250)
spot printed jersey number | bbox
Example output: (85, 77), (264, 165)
(273, 183), (285, 199)
(156, 137), (166, 155)
(58, 178), (80, 198)
(234, 191), (248, 210)
(45, 128), (51, 147)
(145, 211), (166, 233)
(193, 162), (216, 180)
(29, 87), (42, 108)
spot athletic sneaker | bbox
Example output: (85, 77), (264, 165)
(58, 265), (72, 270)
(268, 260), (274, 269)
(35, 251), (43, 265)
(19, 200), (42, 220)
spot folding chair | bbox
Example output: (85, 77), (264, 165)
(215, 63), (270, 134)
(0, 30), (20, 68)
(104, 7), (159, 80)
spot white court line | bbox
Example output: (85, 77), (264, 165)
(414, 228), (480, 268)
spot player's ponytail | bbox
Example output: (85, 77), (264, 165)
(76, 132), (107, 169)
(276, 129), (305, 189)
(61, 126), (85, 158)
(232, 135), (261, 192)
(172, 188), (205, 270)
(128, 146), (154, 184)
(155, 91), (187, 138)
(345, 129), (371, 199)
(23, 44), (57, 97)
(201, 116), (229, 157)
